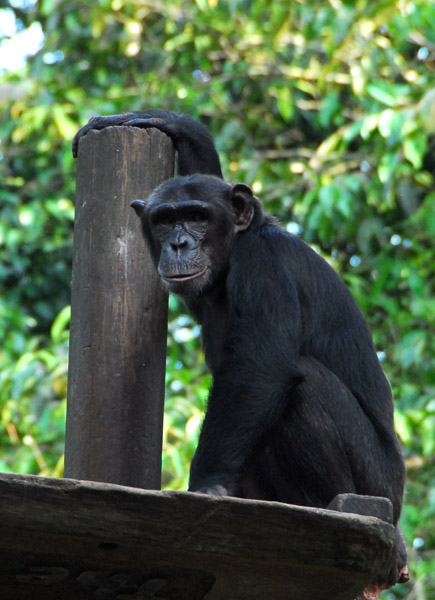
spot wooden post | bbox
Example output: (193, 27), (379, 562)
(64, 126), (174, 489)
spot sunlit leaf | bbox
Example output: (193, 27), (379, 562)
(277, 87), (294, 122)
(394, 411), (412, 444)
(51, 305), (71, 342)
(403, 132), (428, 169)
(420, 416), (435, 456)
(52, 105), (78, 140)
(366, 82), (408, 107)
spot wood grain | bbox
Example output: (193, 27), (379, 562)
(0, 473), (395, 600)
(64, 127), (174, 489)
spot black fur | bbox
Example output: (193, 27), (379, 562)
(73, 110), (407, 589)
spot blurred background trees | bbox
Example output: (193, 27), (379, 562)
(0, 1), (433, 597)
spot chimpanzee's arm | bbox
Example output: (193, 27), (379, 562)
(188, 232), (306, 495)
(189, 356), (306, 496)
(72, 109), (223, 178)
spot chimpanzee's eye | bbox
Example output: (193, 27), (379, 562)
(190, 213), (204, 222)
(154, 219), (173, 238)
(157, 217), (173, 226)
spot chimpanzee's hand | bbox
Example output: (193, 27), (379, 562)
(72, 109), (223, 178)
(72, 111), (179, 158)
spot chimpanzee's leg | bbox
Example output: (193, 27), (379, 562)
(240, 356), (404, 513)
(239, 356), (407, 594)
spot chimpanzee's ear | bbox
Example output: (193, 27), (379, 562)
(130, 199), (147, 217)
(230, 183), (254, 233)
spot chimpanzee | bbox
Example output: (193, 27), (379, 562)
(73, 110), (407, 595)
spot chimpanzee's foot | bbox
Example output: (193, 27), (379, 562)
(355, 565), (409, 600)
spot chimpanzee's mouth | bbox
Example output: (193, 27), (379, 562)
(162, 268), (207, 283)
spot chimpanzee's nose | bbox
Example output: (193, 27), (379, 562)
(170, 234), (189, 252)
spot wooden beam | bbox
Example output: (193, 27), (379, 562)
(64, 126), (174, 489)
(0, 474), (396, 600)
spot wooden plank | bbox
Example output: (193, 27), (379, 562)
(65, 127), (174, 489)
(0, 473), (395, 600)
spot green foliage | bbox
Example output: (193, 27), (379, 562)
(0, 1), (434, 596)
(0, 304), (68, 476)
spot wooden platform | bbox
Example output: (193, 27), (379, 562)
(0, 473), (395, 600)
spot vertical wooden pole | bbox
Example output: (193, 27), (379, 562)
(64, 126), (174, 489)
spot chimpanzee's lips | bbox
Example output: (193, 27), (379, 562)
(162, 268), (207, 283)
